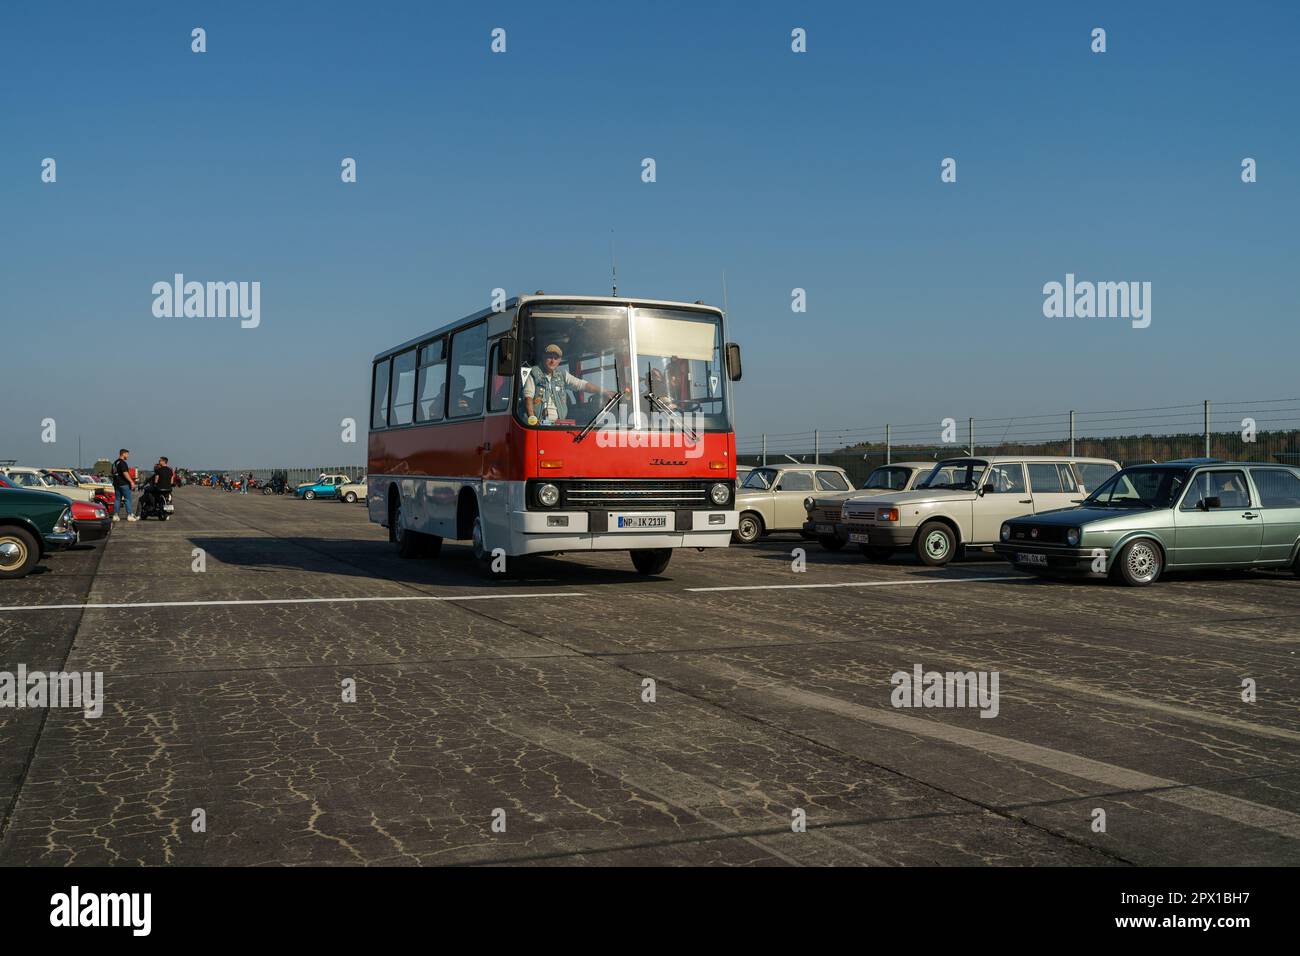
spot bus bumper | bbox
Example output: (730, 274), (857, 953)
(508, 510), (738, 554)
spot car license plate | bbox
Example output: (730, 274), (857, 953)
(815, 523), (834, 534)
(163, 504), (175, 512)
(849, 532), (869, 544)
(1016, 552), (1047, 566)
(613, 513), (670, 531)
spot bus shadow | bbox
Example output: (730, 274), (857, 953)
(188, 536), (661, 588)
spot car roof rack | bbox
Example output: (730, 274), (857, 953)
(1163, 457), (1223, 464)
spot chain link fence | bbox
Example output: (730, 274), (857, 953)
(738, 398), (1300, 488)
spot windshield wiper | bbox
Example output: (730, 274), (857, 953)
(643, 367), (699, 443)
(574, 374), (624, 443)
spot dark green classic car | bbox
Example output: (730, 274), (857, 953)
(0, 485), (78, 579)
(994, 459), (1300, 586)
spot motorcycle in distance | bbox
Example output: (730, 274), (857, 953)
(137, 483), (175, 520)
(262, 473), (290, 495)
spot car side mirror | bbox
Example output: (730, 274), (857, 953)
(975, 485), (986, 496)
(495, 339), (515, 376)
(725, 342), (743, 381)
(1201, 496), (1221, 511)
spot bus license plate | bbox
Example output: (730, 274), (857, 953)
(849, 532), (869, 544)
(614, 513), (670, 531)
(1016, 552), (1047, 566)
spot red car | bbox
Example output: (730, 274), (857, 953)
(69, 499), (113, 543)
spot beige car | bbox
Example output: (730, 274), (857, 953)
(803, 461), (934, 550)
(734, 463), (853, 543)
(336, 476), (367, 503)
(841, 455), (1120, 566)
(1, 466), (97, 502)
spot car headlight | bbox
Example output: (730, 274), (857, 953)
(709, 482), (730, 505)
(55, 507), (73, 533)
(877, 507), (899, 522)
(1000, 522), (1011, 542)
(537, 483), (560, 507)
(803, 496), (814, 512)
(1066, 527), (1081, 547)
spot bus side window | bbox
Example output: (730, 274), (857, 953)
(416, 340), (447, 423)
(389, 349), (417, 426)
(448, 323), (487, 419)
(371, 358), (391, 429)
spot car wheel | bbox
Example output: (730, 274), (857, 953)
(0, 527), (39, 579)
(916, 522), (956, 567)
(344, 492), (357, 503)
(304, 490), (316, 500)
(860, 545), (893, 562)
(631, 548), (673, 575)
(1112, 538), (1162, 587)
(817, 535), (845, 551)
(733, 512), (763, 544)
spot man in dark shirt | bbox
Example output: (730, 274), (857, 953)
(111, 448), (136, 522)
(152, 457), (175, 491)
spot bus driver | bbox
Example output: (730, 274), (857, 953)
(523, 343), (612, 425)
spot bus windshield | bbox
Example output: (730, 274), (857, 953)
(516, 302), (729, 431)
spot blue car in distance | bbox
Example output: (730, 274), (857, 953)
(295, 474), (353, 500)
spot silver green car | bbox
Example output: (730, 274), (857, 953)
(994, 459), (1300, 586)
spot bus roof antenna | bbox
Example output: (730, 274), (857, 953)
(610, 229), (618, 297)
(721, 270), (728, 317)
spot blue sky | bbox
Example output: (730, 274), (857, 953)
(2, 1), (1296, 467)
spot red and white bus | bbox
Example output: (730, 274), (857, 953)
(367, 294), (743, 574)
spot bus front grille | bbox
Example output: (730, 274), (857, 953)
(560, 480), (714, 510)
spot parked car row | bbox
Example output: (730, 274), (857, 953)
(735, 454), (1300, 587)
(0, 472), (104, 579)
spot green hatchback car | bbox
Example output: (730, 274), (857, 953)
(994, 459), (1300, 586)
(0, 485), (77, 579)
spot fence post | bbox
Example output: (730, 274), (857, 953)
(1070, 410), (1076, 457)
(761, 433), (767, 466)
(886, 424), (892, 465)
(968, 417), (975, 457)
(1204, 400), (1211, 458)
(814, 430), (820, 464)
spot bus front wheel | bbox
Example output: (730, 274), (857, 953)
(630, 548), (672, 576)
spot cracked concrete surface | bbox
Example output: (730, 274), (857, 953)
(1, 487), (1297, 865)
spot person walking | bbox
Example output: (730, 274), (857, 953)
(111, 448), (138, 522)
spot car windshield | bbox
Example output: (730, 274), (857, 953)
(515, 302), (729, 432)
(742, 468), (777, 490)
(918, 460), (987, 491)
(862, 467), (912, 490)
(1085, 467), (1190, 508)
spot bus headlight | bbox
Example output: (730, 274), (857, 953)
(1066, 527), (1081, 547)
(536, 483), (560, 507)
(1000, 523), (1011, 542)
(709, 482), (730, 505)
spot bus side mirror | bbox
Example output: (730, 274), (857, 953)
(725, 342), (742, 381)
(495, 339), (515, 376)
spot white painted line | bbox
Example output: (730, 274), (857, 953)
(0, 592), (589, 613)
(685, 576), (1024, 593)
